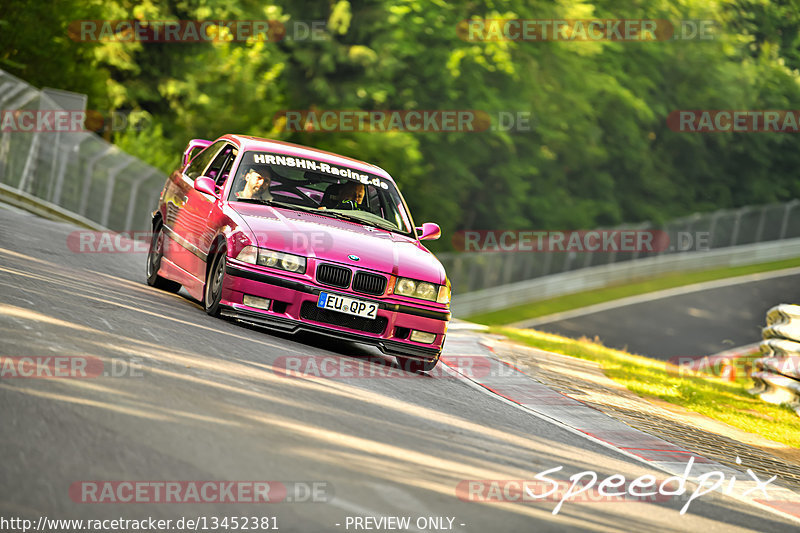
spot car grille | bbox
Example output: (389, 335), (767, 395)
(300, 301), (387, 335)
(316, 263), (352, 288)
(352, 272), (387, 296)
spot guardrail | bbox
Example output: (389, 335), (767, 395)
(451, 238), (800, 316)
(439, 200), (800, 296)
(0, 69), (167, 231)
(749, 304), (800, 416)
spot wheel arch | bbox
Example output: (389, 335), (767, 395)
(205, 233), (229, 282)
(151, 211), (164, 230)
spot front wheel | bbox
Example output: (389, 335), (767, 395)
(146, 224), (181, 293)
(204, 251), (227, 316)
(396, 352), (441, 374)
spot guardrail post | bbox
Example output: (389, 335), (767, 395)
(99, 156), (134, 227)
(51, 136), (88, 204)
(77, 146), (113, 216)
(541, 248), (553, 276)
(17, 132), (40, 193)
(522, 249), (535, 279)
(707, 211), (721, 249)
(45, 130), (61, 201)
(729, 207), (746, 247)
(501, 253), (515, 285)
(754, 205), (768, 244)
(778, 200), (799, 240)
(5, 90), (40, 190)
(0, 130), (10, 183)
(124, 167), (158, 230)
(582, 250), (593, 268)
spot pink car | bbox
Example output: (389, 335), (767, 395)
(147, 135), (450, 372)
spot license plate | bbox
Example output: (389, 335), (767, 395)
(317, 292), (378, 319)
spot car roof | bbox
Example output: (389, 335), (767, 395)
(220, 134), (394, 182)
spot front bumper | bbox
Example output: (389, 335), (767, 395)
(221, 262), (449, 360)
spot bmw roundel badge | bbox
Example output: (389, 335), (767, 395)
(348, 254), (360, 261)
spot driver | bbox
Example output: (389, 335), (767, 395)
(236, 167), (273, 201)
(335, 181), (365, 210)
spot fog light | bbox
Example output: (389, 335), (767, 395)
(409, 330), (436, 344)
(243, 295), (271, 310)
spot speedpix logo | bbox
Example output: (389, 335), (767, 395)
(457, 457), (776, 515)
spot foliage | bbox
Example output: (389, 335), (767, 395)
(4, 0), (800, 251)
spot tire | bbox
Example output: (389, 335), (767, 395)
(146, 223), (181, 293)
(396, 352), (441, 373)
(204, 250), (227, 317)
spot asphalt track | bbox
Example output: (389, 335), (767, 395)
(1, 204), (797, 532)
(528, 273), (800, 360)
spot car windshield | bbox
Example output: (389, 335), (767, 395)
(228, 151), (414, 235)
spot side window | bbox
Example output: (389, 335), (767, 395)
(185, 141), (225, 181)
(206, 145), (237, 186)
(187, 145), (204, 162)
(366, 187), (381, 215)
(216, 155), (236, 187)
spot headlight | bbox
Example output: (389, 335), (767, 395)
(394, 277), (441, 302)
(396, 278), (417, 296)
(237, 246), (306, 274)
(279, 254), (304, 273)
(257, 249), (306, 274)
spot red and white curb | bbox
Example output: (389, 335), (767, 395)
(440, 332), (800, 523)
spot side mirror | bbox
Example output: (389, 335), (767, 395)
(416, 222), (441, 241)
(194, 176), (218, 198)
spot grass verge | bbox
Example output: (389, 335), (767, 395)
(493, 326), (800, 449)
(466, 257), (800, 325)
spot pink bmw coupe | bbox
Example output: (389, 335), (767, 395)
(147, 135), (450, 372)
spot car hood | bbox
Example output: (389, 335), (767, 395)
(229, 203), (446, 284)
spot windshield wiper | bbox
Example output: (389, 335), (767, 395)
(235, 197), (275, 206)
(235, 199), (312, 213)
(322, 210), (401, 233)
